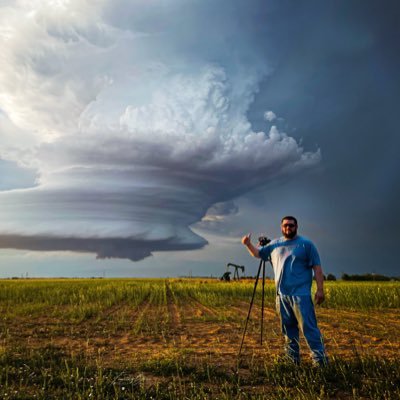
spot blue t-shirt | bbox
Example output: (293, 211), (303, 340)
(259, 235), (321, 296)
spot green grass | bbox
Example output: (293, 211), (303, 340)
(0, 279), (154, 321)
(0, 278), (399, 399)
(1, 279), (399, 312)
(322, 281), (400, 309)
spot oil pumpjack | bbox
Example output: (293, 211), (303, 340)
(220, 263), (245, 281)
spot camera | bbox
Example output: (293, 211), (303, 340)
(258, 236), (271, 247)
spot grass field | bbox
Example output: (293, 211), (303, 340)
(0, 278), (399, 399)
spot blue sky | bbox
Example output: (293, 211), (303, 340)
(0, 0), (399, 278)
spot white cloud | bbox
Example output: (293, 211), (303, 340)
(0, 0), (321, 261)
(264, 110), (277, 122)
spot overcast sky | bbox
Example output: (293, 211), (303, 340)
(0, 0), (399, 278)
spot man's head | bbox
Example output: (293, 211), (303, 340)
(281, 216), (298, 239)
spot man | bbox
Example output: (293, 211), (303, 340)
(241, 216), (328, 366)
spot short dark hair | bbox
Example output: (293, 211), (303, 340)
(281, 216), (298, 225)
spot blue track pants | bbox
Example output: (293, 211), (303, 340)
(276, 295), (327, 365)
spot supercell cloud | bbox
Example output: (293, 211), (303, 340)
(0, 0), (320, 261)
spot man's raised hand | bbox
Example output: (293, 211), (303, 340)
(241, 233), (252, 246)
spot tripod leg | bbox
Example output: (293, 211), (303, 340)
(261, 260), (266, 345)
(238, 258), (263, 357)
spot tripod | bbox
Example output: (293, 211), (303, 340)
(238, 257), (269, 357)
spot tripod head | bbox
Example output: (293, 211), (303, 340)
(258, 236), (271, 247)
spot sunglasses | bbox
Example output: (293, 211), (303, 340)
(282, 223), (296, 228)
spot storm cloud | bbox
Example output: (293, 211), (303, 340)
(0, 0), (320, 261)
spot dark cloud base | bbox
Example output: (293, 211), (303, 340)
(0, 235), (208, 261)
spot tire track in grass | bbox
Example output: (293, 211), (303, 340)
(186, 295), (218, 319)
(165, 280), (182, 334)
(97, 301), (129, 320)
(130, 294), (152, 335)
(236, 300), (277, 319)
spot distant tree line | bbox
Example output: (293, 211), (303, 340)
(325, 274), (337, 281)
(316, 273), (400, 281)
(341, 273), (399, 281)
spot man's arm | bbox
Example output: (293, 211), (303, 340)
(241, 233), (260, 258)
(313, 265), (325, 305)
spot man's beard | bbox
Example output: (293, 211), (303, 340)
(282, 229), (297, 239)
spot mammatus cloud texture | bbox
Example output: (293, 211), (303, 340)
(0, 0), (320, 261)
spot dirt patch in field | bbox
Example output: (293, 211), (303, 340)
(318, 308), (400, 360)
